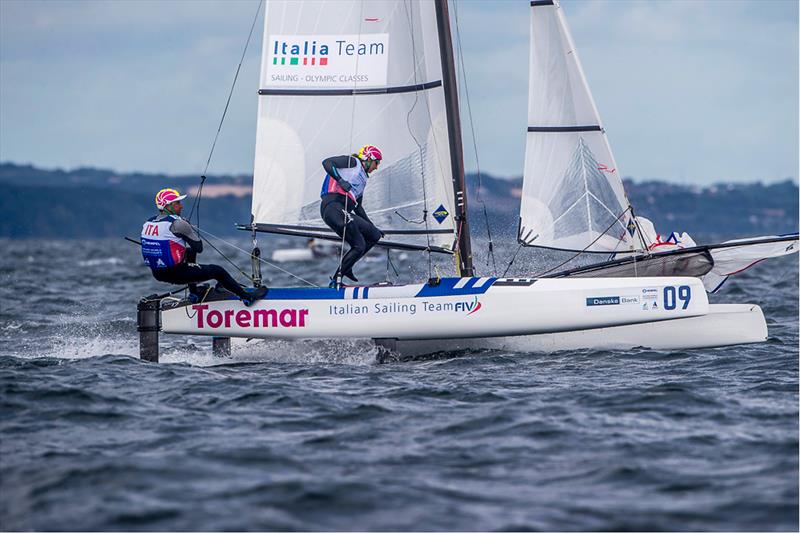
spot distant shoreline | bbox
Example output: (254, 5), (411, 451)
(1, 162), (797, 239)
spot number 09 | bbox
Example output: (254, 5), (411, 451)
(664, 285), (691, 310)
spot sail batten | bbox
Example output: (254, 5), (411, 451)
(258, 79), (442, 96)
(527, 125), (602, 132)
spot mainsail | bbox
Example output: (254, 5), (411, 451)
(519, 0), (638, 253)
(250, 0), (459, 254)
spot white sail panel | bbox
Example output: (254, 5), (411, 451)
(520, 1), (637, 253)
(252, 0), (455, 250)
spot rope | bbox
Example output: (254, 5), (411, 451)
(187, 0), (263, 227)
(385, 248), (399, 282)
(336, 194), (351, 285)
(628, 205), (651, 255)
(333, 1), (366, 286)
(453, 0), (496, 276)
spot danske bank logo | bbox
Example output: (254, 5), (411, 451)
(271, 37), (386, 67)
(586, 296), (620, 306)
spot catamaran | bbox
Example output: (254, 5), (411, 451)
(153, 0), (796, 357)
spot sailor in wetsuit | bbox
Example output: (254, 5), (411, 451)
(141, 188), (267, 305)
(320, 145), (384, 288)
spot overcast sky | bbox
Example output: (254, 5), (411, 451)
(1, 0), (797, 184)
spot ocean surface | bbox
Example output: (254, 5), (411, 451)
(1, 237), (798, 531)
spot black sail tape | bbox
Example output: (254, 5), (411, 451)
(258, 80), (442, 97)
(527, 125), (603, 132)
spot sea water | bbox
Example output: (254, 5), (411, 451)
(1, 238), (797, 531)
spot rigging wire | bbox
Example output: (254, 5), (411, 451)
(452, 0), (496, 276)
(501, 243), (524, 278)
(402, 0), (434, 279)
(501, 207), (635, 278)
(198, 226), (320, 287)
(533, 206), (635, 277)
(187, 0), (264, 228)
(198, 231), (254, 282)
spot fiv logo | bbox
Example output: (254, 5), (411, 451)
(457, 296), (481, 315)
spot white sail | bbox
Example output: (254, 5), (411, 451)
(520, 0), (637, 253)
(251, 0), (456, 250)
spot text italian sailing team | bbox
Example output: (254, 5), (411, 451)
(141, 144), (385, 303)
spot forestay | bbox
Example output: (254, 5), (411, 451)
(251, 0), (456, 251)
(519, 0), (639, 253)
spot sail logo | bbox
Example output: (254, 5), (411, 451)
(271, 38), (386, 65)
(266, 34), (389, 89)
(192, 304), (308, 329)
(433, 204), (449, 224)
(626, 218), (637, 237)
(272, 39), (329, 67)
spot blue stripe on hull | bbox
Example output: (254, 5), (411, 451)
(414, 277), (496, 298)
(254, 278), (496, 301)
(265, 287), (345, 300)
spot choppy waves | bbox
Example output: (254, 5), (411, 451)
(0, 239), (797, 531)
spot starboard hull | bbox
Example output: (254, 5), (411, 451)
(380, 304), (767, 357)
(161, 276), (711, 341)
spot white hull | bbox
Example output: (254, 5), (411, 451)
(162, 276), (714, 340)
(382, 304), (767, 358)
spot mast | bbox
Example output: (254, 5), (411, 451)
(435, 0), (474, 277)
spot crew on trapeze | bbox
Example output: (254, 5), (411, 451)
(320, 144), (384, 288)
(141, 188), (268, 306)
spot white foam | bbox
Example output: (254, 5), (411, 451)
(160, 337), (379, 367)
(77, 257), (125, 267)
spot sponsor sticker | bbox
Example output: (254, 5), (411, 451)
(433, 204), (449, 224)
(626, 218), (637, 237)
(586, 296), (620, 306)
(266, 34), (389, 88)
(329, 297), (481, 316)
(192, 305), (308, 329)
(641, 287), (658, 300)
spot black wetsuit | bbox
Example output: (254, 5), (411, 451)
(320, 156), (382, 279)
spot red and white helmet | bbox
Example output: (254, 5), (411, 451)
(357, 144), (382, 162)
(155, 188), (187, 210)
